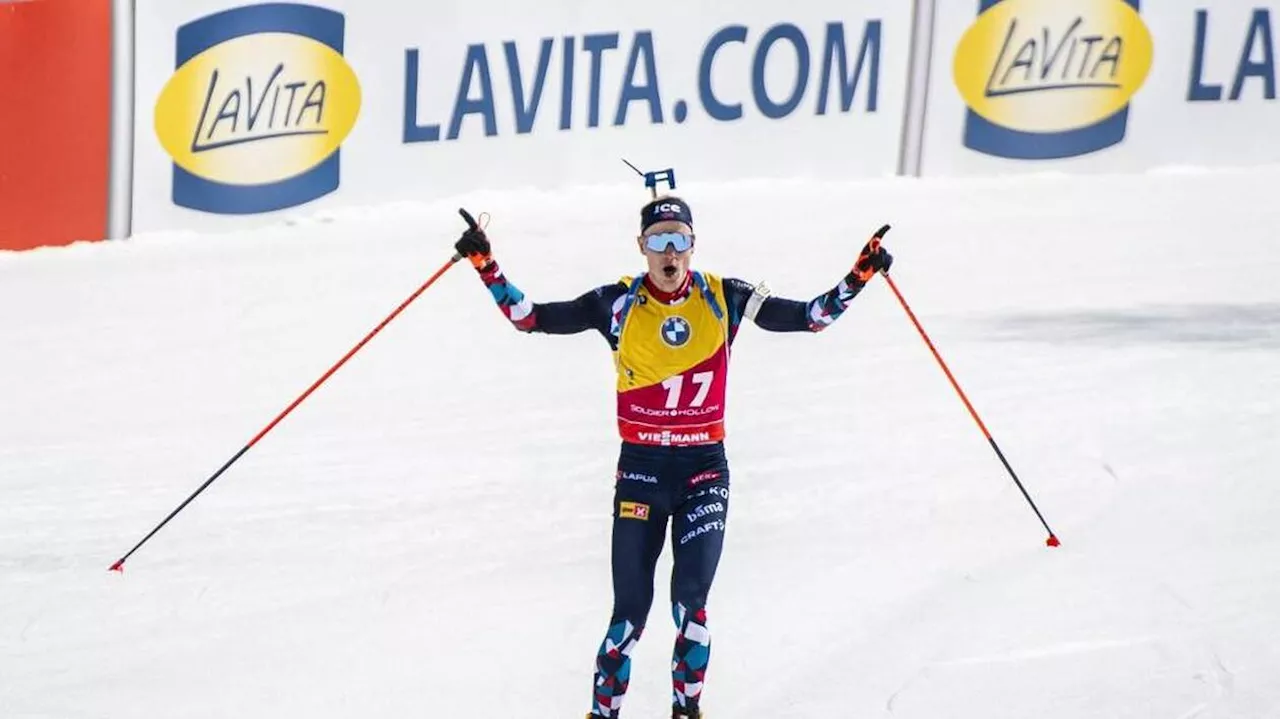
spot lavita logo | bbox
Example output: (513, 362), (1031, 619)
(954, 0), (1153, 160)
(154, 3), (362, 214)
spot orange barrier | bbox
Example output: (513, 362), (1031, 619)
(0, 0), (113, 251)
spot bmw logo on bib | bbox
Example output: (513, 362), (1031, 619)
(660, 316), (692, 347)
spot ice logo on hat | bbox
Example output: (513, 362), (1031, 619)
(653, 201), (684, 218)
(660, 316), (692, 347)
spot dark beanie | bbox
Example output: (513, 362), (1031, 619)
(640, 196), (693, 232)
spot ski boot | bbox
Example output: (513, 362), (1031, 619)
(672, 707), (702, 719)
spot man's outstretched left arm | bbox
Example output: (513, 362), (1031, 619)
(725, 234), (893, 334)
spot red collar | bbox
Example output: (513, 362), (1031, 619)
(643, 272), (692, 304)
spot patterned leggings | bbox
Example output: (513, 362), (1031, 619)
(591, 442), (729, 717)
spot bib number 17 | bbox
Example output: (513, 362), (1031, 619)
(661, 371), (714, 409)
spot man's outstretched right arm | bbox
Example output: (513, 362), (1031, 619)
(456, 225), (620, 336)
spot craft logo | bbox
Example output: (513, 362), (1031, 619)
(619, 501), (651, 521)
(154, 3), (361, 214)
(679, 520), (725, 546)
(954, 0), (1153, 160)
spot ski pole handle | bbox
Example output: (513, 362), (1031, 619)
(459, 207), (479, 232)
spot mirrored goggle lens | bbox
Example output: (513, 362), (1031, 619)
(644, 232), (694, 253)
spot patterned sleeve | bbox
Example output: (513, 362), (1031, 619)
(723, 273), (867, 334)
(476, 260), (623, 339)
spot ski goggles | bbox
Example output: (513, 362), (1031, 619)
(642, 231), (695, 253)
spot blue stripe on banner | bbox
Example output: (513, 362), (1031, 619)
(172, 154), (340, 214)
(176, 3), (345, 65)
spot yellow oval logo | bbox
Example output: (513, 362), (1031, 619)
(155, 32), (361, 186)
(954, 0), (1153, 134)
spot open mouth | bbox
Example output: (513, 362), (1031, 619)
(663, 264), (677, 277)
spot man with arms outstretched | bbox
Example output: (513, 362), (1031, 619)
(454, 187), (892, 719)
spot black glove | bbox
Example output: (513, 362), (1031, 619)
(455, 227), (492, 269)
(851, 228), (892, 282)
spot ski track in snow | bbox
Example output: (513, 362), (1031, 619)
(2, 166), (1279, 718)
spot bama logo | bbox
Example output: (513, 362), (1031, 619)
(154, 3), (361, 215)
(954, 0), (1153, 160)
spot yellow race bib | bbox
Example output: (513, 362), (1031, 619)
(613, 272), (730, 446)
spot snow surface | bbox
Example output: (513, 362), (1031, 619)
(2, 166), (1279, 718)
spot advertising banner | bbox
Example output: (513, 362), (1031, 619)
(131, 0), (913, 234)
(921, 1), (1280, 176)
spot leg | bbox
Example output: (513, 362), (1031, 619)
(669, 476), (730, 717)
(591, 482), (668, 717)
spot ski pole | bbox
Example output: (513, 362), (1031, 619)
(108, 209), (479, 572)
(871, 225), (1060, 548)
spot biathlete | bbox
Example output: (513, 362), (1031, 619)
(453, 177), (892, 719)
